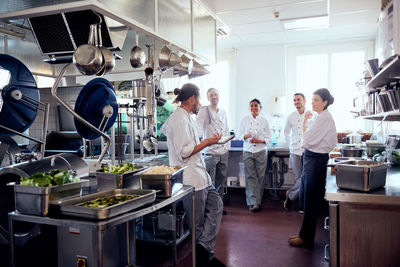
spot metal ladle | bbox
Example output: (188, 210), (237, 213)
(130, 32), (146, 68)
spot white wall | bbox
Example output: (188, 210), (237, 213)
(230, 45), (286, 136)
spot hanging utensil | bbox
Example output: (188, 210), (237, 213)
(96, 23), (115, 76)
(130, 32), (146, 68)
(173, 54), (193, 76)
(159, 45), (182, 72)
(73, 24), (104, 76)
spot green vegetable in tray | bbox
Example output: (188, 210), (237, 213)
(103, 162), (137, 174)
(20, 169), (80, 187)
(79, 195), (138, 208)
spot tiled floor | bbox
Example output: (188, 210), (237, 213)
(136, 188), (330, 267)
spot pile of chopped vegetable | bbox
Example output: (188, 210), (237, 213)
(20, 169), (79, 187)
(79, 195), (137, 208)
(103, 162), (137, 174)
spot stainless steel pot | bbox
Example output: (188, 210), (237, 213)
(73, 24), (104, 76)
(130, 32), (146, 68)
(173, 55), (193, 76)
(340, 147), (364, 157)
(366, 143), (386, 157)
(342, 133), (363, 144)
(96, 23), (115, 76)
(159, 45), (181, 72)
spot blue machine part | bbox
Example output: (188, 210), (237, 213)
(74, 78), (118, 140)
(0, 54), (40, 135)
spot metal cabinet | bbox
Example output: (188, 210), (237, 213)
(329, 201), (400, 267)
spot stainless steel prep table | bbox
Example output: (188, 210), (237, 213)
(227, 144), (291, 190)
(8, 186), (195, 267)
(325, 166), (400, 266)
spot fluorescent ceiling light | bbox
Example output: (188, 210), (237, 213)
(281, 15), (329, 31)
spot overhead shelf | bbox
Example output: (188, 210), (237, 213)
(367, 55), (400, 90)
(361, 110), (400, 121)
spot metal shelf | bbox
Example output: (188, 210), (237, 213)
(367, 55), (400, 90)
(136, 227), (190, 246)
(360, 109), (400, 121)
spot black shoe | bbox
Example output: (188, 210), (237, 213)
(222, 210), (227, 215)
(196, 243), (211, 267)
(249, 204), (260, 212)
(209, 256), (226, 267)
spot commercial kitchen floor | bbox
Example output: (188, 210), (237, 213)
(136, 188), (330, 267)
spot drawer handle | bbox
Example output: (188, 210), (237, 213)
(324, 216), (330, 231)
(324, 244), (330, 261)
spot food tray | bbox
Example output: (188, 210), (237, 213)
(95, 166), (146, 191)
(335, 160), (388, 192)
(8, 180), (88, 216)
(139, 166), (186, 197)
(59, 189), (156, 220)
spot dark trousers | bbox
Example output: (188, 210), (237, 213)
(299, 149), (329, 243)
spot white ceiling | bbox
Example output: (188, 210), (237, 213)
(201, 0), (381, 51)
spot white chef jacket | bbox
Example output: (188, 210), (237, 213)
(161, 107), (212, 191)
(238, 114), (272, 153)
(303, 109), (337, 154)
(196, 105), (230, 155)
(284, 110), (306, 156)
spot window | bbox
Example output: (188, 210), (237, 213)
(287, 41), (374, 132)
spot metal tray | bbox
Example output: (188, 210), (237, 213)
(335, 160), (388, 192)
(139, 166), (186, 197)
(8, 180), (88, 216)
(59, 189), (156, 220)
(95, 166), (146, 192)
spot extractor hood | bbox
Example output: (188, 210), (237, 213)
(28, 10), (126, 56)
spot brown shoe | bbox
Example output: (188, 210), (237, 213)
(289, 236), (307, 247)
(288, 234), (299, 240)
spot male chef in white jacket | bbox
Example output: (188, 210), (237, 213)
(196, 88), (230, 214)
(283, 93), (306, 210)
(161, 83), (225, 267)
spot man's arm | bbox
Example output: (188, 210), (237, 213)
(186, 133), (222, 158)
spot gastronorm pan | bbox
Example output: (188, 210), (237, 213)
(335, 160), (388, 192)
(8, 180), (88, 216)
(59, 189), (156, 220)
(96, 166), (146, 191)
(139, 166), (186, 197)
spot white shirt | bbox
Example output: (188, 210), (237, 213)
(303, 109), (337, 154)
(238, 114), (272, 153)
(284, 110), (306, 155)
(196, 105), (230, 155)
(161, 107), (212, 191)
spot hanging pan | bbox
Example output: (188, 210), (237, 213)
(159, 45), (181, 72)
(130, 32), (146, 68)
(173, 55), (193, 76)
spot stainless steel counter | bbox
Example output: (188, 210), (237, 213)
(8, 186), (195, 267)
(229, 143), (290, 152)
(326, 166), (400, 205)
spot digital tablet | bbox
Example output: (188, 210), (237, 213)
(217, 135), (234, 144)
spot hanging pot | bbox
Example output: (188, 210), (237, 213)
(130, 32), (146, 68)
(73, 24), (104, 76)
(173, 55), (193, 76)
(159, 45), (182, 72)
(188, 59), (210, 79)
(96, 23), (115, 76)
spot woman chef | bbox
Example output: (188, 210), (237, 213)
(239, 98), (271, 212)
(161, 83), (225, 266)
(289, 88), (337, 247)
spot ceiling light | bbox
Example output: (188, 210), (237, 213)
(281, 15), (329, 31)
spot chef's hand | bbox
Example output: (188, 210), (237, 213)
(244, 133), (252, 139)
(305, 111), (313, 120)
(206, 133), (222, 146)
(250, 138), (264, 143)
